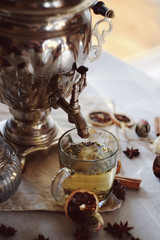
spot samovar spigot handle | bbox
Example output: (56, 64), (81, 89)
(69, 66), (88, 110)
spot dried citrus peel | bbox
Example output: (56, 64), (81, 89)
(88, 111), (113, 127)
(64, 189), (99, 223)
(111, 113), (134, 127)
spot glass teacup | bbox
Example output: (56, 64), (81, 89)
(51, 127), (119, 207)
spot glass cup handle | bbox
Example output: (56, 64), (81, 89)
(51, 167), (72, 205)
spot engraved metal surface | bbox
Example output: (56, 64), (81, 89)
(0, 0), (95, 16)
(0, 10), (92, 110)
(0, 2), (93, 151)
(0, 134), (21, 203)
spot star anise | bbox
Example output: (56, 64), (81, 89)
(34, 234), (49, 240)
(123, 147), (140, 159)
(73, 228), (92, 240)
(104, 221), (133, 238)
(104, 221), (140, 239)
(0, 224), (17, 237)
(112, 179), (126, 200)
(131, 237), (141, 240)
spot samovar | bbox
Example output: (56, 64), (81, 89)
(0, 0), (114, 169)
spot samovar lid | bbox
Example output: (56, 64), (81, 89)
(0, 0), (96, 16)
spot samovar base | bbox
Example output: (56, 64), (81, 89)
(0, 120), (63, 171)
(0, 108), (63, 171)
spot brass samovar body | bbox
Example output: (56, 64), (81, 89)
(0, 0), (113, 166)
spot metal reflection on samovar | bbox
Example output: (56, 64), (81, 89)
(0, 133), (21, 203)
(0, 0), (114, 170)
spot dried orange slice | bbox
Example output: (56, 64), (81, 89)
(64, 189), (99, 223)
(89, 111), (113, 127)
(111, 113), (134, 127)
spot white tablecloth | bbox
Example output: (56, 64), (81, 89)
(0, 51), (160, 240)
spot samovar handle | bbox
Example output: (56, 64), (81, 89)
(88, 1), (115, 62)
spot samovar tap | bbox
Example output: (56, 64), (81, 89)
(50, 66), (89, 139)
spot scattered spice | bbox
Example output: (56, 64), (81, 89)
(0, 224), (17, 237)
(112, 179), (126, 200)
(115, 176), (142, 190)
(154, 116), (160, 136)
(73, 227), (92, 240)
(104, 221), (140, 239)
(153, 166), (160, 178)
(123, 147), (140, 159)
(153, 154), (160, 178)
(34, 234), (49, 240)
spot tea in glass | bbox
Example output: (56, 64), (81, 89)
(58, 127), (118, 206)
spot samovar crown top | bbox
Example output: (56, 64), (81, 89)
(0, 0), (96, 16)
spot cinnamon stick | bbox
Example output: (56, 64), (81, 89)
(154, 117), (160, 136)
(115, 176), (142, 190)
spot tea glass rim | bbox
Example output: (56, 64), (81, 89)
(58, 126), (119, 163)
